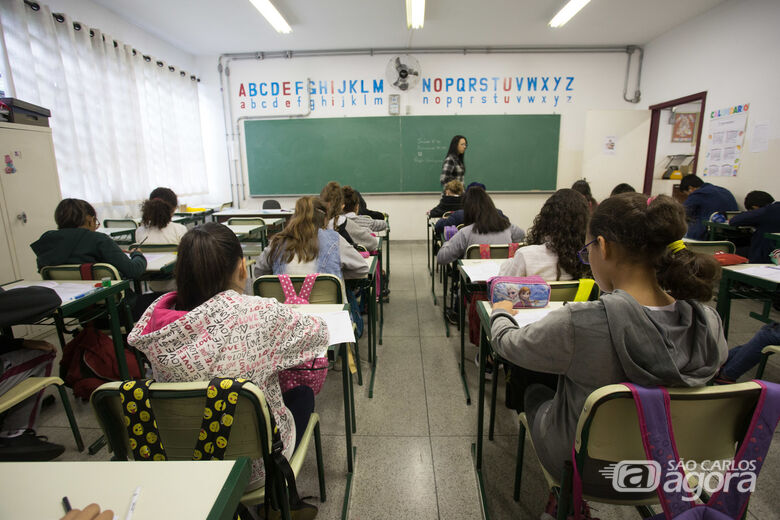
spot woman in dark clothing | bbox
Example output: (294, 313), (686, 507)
(440, 135), (467, 189)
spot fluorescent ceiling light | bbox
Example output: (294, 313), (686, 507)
(406, 0), (425, 29)
(549, 0), (591, 28)
(249, 0), (292, 34)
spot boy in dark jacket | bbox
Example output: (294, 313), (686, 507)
(680, 174), (738, 240)
(729, 190), (780, 263)
(428, 179), (464, 218)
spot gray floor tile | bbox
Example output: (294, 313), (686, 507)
(429, 436), (482, 520)
(380, 290), (420, 337)
(295, 434), (350, 518)
(348, 436), (439, 520)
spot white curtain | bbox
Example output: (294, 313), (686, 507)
(0, 0), (208, 216)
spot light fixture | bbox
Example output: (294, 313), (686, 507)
(248, 0), (292, 34)
(549, 0), (591, 28)
(406, 0), (425, 29)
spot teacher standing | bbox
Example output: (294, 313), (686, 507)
(440, 135), (467, 189)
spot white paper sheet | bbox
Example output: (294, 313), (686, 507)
(510, 306), (559, 328)
(308, 311), (356, 345)
(461, 262), (502, 282)
(5, 281), (100, 302)
(737, 266), (780, 283)
(750, 122), (769, 153)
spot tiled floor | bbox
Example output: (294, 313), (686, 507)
(34, 240), (780, 519)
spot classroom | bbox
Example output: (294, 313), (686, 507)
(1, 0), (779, 519)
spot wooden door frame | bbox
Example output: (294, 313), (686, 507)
(642, 91), (707, 195)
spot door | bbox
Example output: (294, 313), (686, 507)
(581, 110), (652, 200)
(0, 123), (63, 281)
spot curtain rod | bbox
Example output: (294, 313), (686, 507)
(22, 0), (199, 82)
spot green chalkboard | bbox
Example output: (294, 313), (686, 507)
(244, 114), (559, 195)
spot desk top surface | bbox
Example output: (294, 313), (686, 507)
(226, 224), (264, 236)
(723, 263), (780, 284)
(4, 279), (129, 305)
(0, 460), (247, 520)
(215, 208), (294, 217)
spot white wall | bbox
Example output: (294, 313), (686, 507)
(641, 0), (779, 208)
(224, 52), (642, 238)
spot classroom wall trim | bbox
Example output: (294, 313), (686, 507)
(218, 45), (644, 206)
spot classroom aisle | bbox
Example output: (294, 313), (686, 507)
(39, 240), (780, 520)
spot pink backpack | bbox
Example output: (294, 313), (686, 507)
(277, 274), (329, 395)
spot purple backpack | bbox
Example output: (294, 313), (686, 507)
(443, 225), (458, 241)
(572, 381), (780, 519)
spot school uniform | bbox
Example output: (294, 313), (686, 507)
(729, 201), (780, 263)
(428, 194), (464, 218)
(328, 215), (379, 251)
(436, 223), (526, 265)
(344, 211), (387, 232)
(683, 183), (738, 240)
(440, 153), (465, 187)
(135, 222), (188, 244)
(128, 291), (329, 488)
(490, 290), (726, 478)
(498, 244), (574, 280)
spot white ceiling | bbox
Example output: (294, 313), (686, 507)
(91, 0), (726, 56)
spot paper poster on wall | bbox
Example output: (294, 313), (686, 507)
(703, 103), (748, 177)
(603, 135), (616, 155)
(750, 121), (769, 153)
(671, 113), (697, 142)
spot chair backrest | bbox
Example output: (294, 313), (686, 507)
(465, 243), (527, 259)
(91, 381), (273, 462)
(103, 219), (138, 229)
(219, 202), (233, 211)
(253, 274), (344, 304)
(441, 211), (453, 219)
(227, 217), (266, 226)
(574, 382), (763, 499)
(263, 200), (282, 209)
(548, 280), (600, 302)
(683, 239), (736, 255)
(40, 263), (121, 281)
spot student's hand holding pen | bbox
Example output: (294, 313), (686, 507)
(60, 503), (114, 520)
(126, 237), (148, 255)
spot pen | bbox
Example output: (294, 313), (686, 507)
(125, 486), (141, 520)
(72, 287), (101, 300)
(62, 496), (72, 513)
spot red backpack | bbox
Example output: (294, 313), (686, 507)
(60, 325), (141, 400)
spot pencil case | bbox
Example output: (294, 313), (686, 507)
(487, 276), (550, 309)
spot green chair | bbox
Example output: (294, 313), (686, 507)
(683, 239), (735, 255)
(515, 382), (766, 519)
(465, 243), (527, 259)
(103, 219), (137, 245)
(129, 243), (178, 252)
(91, 380), (325, 514)
(755, 345), (780, 379)
(228, 217), (267, 247)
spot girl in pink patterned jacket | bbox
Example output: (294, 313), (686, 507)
(128, 223), (329, 488)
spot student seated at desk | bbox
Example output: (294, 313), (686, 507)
(342, 185), (387, 232)
(489, 194), (726, 516)
(499, 189), (589, 281)
(433, 181), (502, 234)
(135, 187), (187, 245)
(680, 174), (738, 240)
(320, 181), (378, 251)
(729, 190), (780, 263)
(436, 186), (525, 265)
(128, 223), (329, 489)
(255, 196), (369, 280)
(571, 179), (598, 212)
(30, 199), (148, 318)
(428, 179), (464, 218)
(355, 189), (386, 221)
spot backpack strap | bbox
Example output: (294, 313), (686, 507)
(79, 263), (94, 280)
(508, 242), (520, 258)
(479, 244), (491, 259)
(707, 380), (780, 518)
(279, 274), (307, 304)
(119, 379), (168, 461)
(296, 273), (319, 303)
(573, 279), (595, 302)
(194, 377), (247, 461)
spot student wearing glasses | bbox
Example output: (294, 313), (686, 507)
(488, 193), (726, 517)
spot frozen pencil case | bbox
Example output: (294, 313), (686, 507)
(487, 276), (550, 309)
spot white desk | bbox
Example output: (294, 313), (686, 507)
(0, 459), (250, 520)
(140, 252), (177, 273)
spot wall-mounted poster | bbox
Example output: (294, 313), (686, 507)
(671, 112), (698, 142)
(703, 103), (748, 177)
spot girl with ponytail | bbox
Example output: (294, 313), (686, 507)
(488, 193), (727, 515)
(136, 187), (187, 245)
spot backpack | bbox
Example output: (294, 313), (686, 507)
(61, 325), (142, 400)
(571, 382), (780, 520)
(277, 274), (329, 395)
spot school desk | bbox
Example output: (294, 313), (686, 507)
(0, 458), (251, 520)
(473, 300), (565, 519)
(283, 303), (357, 519)
(98, 226), (137, 244)
(427, 217), (442, 305)
(716, 264), (780, 338)
(346, 254), (380, 398)
(3, 279), (133, 379)
(173, 208), (213, 226)
(226, 223), (266, 242)
(453, 259), (509, 404)
(705, 220), (753, 241)
(213, 208), (294, 223)
(376, 213), (391, 292)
